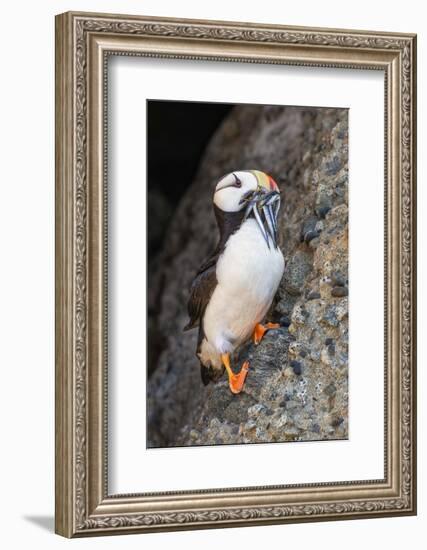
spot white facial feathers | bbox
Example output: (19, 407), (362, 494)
(213, 171), (258, 212)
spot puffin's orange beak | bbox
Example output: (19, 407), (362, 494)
(240, 170), (281, 249)
(250, 169), (280, 193)
(267, 175), (279, 192)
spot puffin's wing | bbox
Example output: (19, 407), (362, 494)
(184, 256), (218, 331)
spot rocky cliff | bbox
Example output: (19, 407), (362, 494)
(147, 105), (348, 447)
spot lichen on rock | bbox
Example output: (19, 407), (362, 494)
(147, 105), (348, 448)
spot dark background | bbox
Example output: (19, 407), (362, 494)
(147, 100), (232, 259)
(147, 100), (232, 376)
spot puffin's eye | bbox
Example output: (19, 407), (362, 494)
(234, 177), (242, 188)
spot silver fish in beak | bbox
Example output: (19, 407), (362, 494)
(239, 172), (281, 248)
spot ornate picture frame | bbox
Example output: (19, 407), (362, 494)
(55, 11), (417, 537)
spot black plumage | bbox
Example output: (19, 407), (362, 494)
(184, 206), (246, 384)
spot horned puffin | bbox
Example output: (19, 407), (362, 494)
(184, 170), (285, 394)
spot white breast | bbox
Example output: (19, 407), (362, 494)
(202, 218), (284, 357)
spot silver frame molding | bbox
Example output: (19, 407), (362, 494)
(55, 11), (417, 538)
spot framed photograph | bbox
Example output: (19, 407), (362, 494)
(55, 11), (417, 537)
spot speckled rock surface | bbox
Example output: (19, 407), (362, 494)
(147, 105), (348, 447)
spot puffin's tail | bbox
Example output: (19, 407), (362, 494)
(200, 362), (224, 385)
(200, 364), (211, 386)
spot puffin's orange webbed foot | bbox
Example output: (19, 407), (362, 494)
(221, 353), (250, 394)
(253, 322), (281, 345)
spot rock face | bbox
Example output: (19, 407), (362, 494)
(147, 105), (348, 447)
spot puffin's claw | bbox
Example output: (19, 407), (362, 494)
(253, 322), (280, 345)
(221, 353), (250, 394)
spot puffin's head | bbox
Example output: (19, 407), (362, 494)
(213, 170), (281, 247)
(213, 170), (278, 212)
